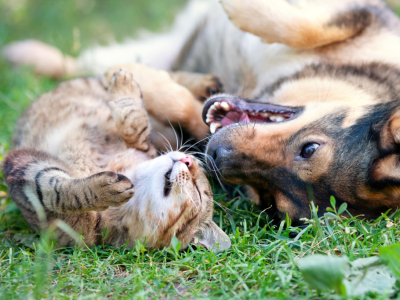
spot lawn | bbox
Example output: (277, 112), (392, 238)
(1, 1), (400, 299)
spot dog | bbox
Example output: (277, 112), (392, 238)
(4, 0), (400, 224)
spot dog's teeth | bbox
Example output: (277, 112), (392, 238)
(214, 102), (221, 107)
(260, 112), (270, 117)
(210, 103), (218, 110)
(221, 101), (230, 111)
(210, 122), (222, 134)
(269, 115), (285, 122)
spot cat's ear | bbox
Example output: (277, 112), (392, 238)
(193, 221), (231, 252)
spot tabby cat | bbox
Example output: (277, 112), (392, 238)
(2, 66), (230, 251)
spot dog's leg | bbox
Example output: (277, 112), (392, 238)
(221, 0), (372, 49)
(2, 1), (210, 78)
(106, 64), (209, 140)
(2, 40), (78, 79)
(169, 71), (223, 101)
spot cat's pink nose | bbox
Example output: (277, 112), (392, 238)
(180, 156), (193, 168)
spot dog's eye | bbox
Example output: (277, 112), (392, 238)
(300, 143), (320, 159)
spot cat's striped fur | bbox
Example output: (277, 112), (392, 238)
(2, 68), (230, 250)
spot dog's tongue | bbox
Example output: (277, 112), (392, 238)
(221, 111), (250, 127)
(239, 113), (250, 123)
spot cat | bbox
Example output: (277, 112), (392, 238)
(2, 66), (230, 251)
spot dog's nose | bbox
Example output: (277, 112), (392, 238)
(208, 145), (233, 167)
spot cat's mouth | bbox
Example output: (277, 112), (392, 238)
(163, 158), (200, 199)
(163, 169), (173, 197)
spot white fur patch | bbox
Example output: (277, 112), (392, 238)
(77, 0), (211, 74)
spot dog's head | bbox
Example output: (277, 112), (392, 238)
(203, 63), (400, 223)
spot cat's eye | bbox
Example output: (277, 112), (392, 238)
(300, 143), (320, 159)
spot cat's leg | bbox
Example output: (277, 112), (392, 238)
(107, 69), (157, 156)
(220, 0), (373, 49)
(169, 71), (223, 101)
(2, 149), (134, 215)
(106, 64), (209, 140)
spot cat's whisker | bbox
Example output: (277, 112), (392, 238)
(183, 151), (225, 190)
(183, 186), (199, 211)
(212, 200), (233, 217)
(151, 217), (162, 238)
(178, 122), (184, 150)
(182, 135), (211, 153)
(179, 137), (196, 152)
(212, 199), (249, 218)
(157, 132), (173, 153)
(166, 119), (181, 151)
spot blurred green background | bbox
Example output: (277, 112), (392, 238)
(0, 0), (187, 53)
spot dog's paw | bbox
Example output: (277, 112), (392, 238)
(2, 39), (75, 78)
(220, 0), (276, 36)
(220, 0), (244, 27)
(200, 75), (223, 100)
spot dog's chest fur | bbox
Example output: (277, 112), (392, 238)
(176, 0), (400, 100)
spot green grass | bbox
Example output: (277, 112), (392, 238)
(2, 1), (400, 299)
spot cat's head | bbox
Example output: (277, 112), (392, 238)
(130, 151), (231, 251)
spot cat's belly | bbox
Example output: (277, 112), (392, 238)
(13, 92), (126, 176)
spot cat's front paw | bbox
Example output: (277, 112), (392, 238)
(92, 171), (135, 208)
(108, 69), (142, 101)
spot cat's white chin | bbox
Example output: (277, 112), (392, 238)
(127, 152), (202, 227)
(134, 151), (200, 202)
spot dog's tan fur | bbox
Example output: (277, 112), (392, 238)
(221, 0), (379, 49)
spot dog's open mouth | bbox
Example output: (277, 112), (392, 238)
(203, 96), (301, 133)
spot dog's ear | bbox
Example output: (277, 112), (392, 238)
(371, 154), (400, 186)
(372, 111), (400, 186)
(379, 111), (400, 151)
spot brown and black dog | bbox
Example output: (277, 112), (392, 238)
(202, 0), (400, 223)
(5, 0), (400, 224)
